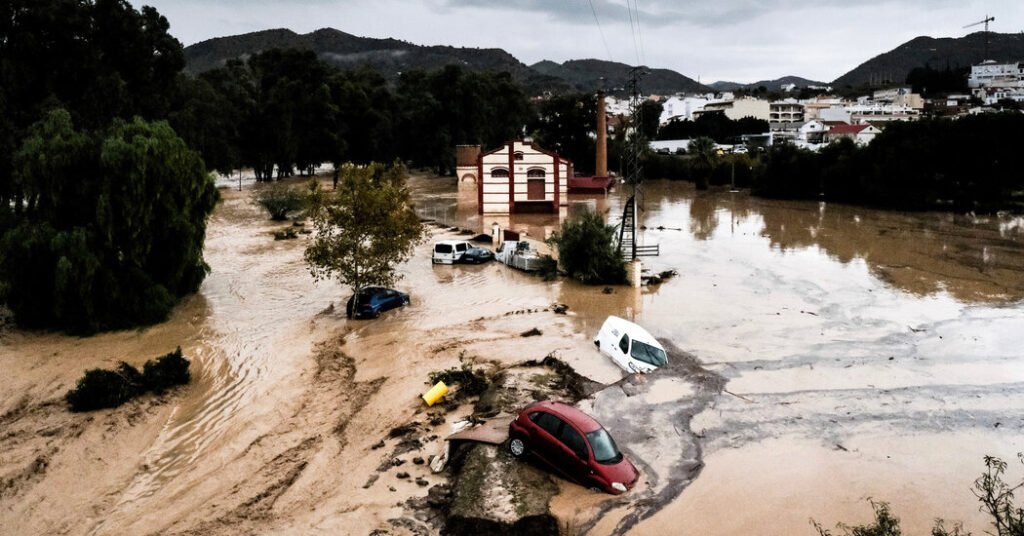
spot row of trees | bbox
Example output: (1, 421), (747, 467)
(753, 113), (1024, 212)
(173, 53), (535, 179)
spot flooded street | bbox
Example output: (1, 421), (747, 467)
(416, 175), (1024, 534)
(2, 172), (1023, 535)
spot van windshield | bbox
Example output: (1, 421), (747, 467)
(434, 244), (453, 254)
(585, 428), (623, 464)
(631, 340), (667, 366)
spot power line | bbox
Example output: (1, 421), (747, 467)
(624, 0), (641, 66)
(629, 0), (646, 64)
(587, 0), (615, 63)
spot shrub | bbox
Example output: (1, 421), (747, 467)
(143, 347), (191, 393)
(66, 348), (191, 412)
(255, 182), (307, 220)
(549, 209), (626, 285)
(66, 363), (145, 412)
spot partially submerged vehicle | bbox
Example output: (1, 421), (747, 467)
(432, 240), (472, 264)
(459, 246), (494, 264)
(594, 316), (668, 374)
(346, 287), (410, 319)
(508, 400), (639, 494)
(494, 240), (545, 272)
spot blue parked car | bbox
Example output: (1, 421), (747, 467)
(346, 287), (410, 319)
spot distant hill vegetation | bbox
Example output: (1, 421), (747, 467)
(184, 28), (709, 95)
(184, 28), (570, 92)
(832, 32), (1024, 89)
(530, 58), (709, 94)
(185, 28), (1024, 97)
(708, 76), (827, 92)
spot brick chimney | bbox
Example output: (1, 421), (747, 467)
(596, 91), (608, 177)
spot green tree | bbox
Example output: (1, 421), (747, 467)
(689, 136), (718, 190)
(549, 208), (626, 285)
(304, 162), (424, 305)
(254, 182), (308, 220)
(0, 109), (218, 333)
(639, 99), (663, 140)
(529, 93), (598, 174)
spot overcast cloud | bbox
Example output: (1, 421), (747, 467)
(142, 0), (1023, 83)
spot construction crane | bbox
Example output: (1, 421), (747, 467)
(964, 15), (995, 61)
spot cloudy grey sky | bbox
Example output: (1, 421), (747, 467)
(141, 0), (1022, 83)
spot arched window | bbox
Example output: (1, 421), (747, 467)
(527, 168), (546, 178)
(490, 168), (509, 178)
(514, 151), (524, 161)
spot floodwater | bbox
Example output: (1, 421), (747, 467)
(419, 176), (1024, 534)
(1, 172), (1022, 535)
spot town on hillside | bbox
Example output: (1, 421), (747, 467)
(604, 59), (1024, 153)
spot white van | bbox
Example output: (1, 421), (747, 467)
(432, 240), (472, 264)
(594, 316), (668, 374)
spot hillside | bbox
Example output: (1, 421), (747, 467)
(531, 58), (710, 94)
(184, 28), (570, 92)
(709, 75), (827, 92)
(832, 32), (1024, 89)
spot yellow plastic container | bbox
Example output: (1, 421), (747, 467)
(422, 381), (449, 406)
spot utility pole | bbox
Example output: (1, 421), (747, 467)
(619, 66), (646, 261)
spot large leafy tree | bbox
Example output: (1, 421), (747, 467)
(529, 93), (598, 174)
(0, 0), (186, 224)
(304, 162), (424, 302)
(549, 208), (626, 285)
(0, 109), (218, 333)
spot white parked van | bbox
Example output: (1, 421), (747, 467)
(432, 240), (472, 264)
(594, 316), (668, 374)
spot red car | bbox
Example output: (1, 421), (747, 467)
(508, 400), (639, 494)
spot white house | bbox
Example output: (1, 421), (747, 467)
(969, 61), (1024, 104)
(798, 120), (827, 144)
(825, 123), (881, 145)
(477, 140), (570, 215)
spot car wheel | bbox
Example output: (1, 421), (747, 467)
(372, 310), (380, 319)
(509, 435), (529, 459)
(403, 297), (411, 305)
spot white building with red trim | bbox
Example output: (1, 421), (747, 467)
(477, 140), (570, 215)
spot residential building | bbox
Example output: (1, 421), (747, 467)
(825, 123), (881, 145)
(968, 61), (1024, 104)
(477, 140), (570, 215)
(770, 99), (804, 123)
(798, 120), (827, 144)
(693, 97), (770, 121)
(659, 95), (715, 123)
(848, 96), (920, 123)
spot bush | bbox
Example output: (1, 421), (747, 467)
(66, 363), (145, 412)
(143, 347), (191, 393)
(549, 209), (626, 285)
(66, 348), (191, 412)
(255, 182), (307, 220)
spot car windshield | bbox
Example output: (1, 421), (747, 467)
(435, 244), (453, 254)
(630, 340), (667, 366)
(585, 428), (623, 464)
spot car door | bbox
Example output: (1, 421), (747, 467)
(529, 412), (567, 469)
(554, 423), (593, 486)
(455, 242), (469, 261)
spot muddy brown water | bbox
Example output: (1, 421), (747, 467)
(416, 176), (1024, 535)
(2, 173), (1023, 535)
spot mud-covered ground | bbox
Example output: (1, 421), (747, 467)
(3, 173), (1024, 535)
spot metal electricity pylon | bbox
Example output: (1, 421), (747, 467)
(617, 66), (658, 259)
